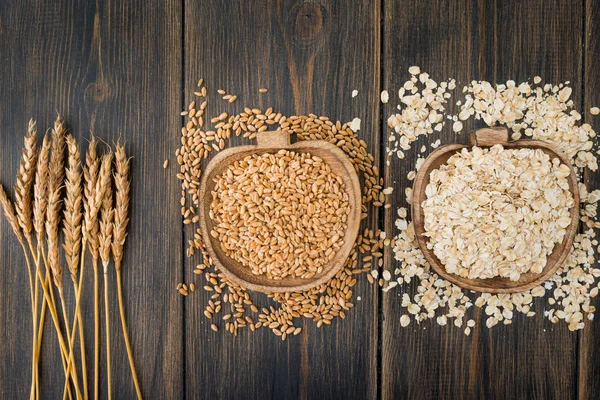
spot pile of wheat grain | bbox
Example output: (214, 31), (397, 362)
(209, 150), (350, 280)
(176, 81), (390, 338)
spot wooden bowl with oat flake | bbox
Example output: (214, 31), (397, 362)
(412, 127), (580, 293)
(199, 130), (362, 294)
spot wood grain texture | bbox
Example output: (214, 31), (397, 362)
(382, 0), (583, 399)
(0, 0), (183, 398)
(184, 0), (380, 398)
(579, 1), (600, 399)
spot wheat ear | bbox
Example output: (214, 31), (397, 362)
(62, 134), (88, 400)
(83, 135), (101, 400)
(0, 184), (24, 244)
(63, 134), (83, 284)
(98, 153), (114, 400)
(49, 115), (66, 193)
(33, 133), (51, 244)
(15, 119), (38, 251)
(112, 142), (141, 399)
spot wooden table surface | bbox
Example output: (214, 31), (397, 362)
(1, 0), (599, 399)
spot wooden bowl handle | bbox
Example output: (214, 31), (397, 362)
(469, 126), (510, 146)
(256, 130), (291, 148)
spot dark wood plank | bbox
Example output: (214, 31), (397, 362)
(382, 1), (583, 398)
(184, 1), (380, 398)
(579, 1), (600, 398)
(0, 0), (183, 398)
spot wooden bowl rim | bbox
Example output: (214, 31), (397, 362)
(198, 135), (362, 294)
(412, 138), (580, 294)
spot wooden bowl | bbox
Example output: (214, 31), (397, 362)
(199, 130), (362, 294)
(412, 127), (580, 293)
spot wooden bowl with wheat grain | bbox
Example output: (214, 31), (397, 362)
(198, 130), (362, 294)
(412, 127), (580, 294)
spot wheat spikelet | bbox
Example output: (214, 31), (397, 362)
(83, 135), (101, 260)
(33, 133), (51, 243)
(49, 115), (66, 194)
(14, 119), (38, 240)
(98, 153), (114, 269)
(112, 142), (130, 267)
(62, 135), (83, 282)
(0, 184), (24, 243)
(46, 188), (63, 293)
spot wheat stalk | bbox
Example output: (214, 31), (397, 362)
(31, 132), (51, 400)
(83, 135), (101, 400)
(98, 152), (114, 400)
(112, 142), (141, 399)
(61, 134), (88, 400)
(12, 121), (39, 399)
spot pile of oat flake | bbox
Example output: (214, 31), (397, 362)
(383, 66), (600, 333)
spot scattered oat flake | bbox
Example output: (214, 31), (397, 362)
(408, 66), (421, 75)
(352, 90), (358, 98)
(381, 90), (389, 104)
(350, 117), (361, 132)
(452, 120), (463, 132)
(534, 76), (542, 84)
(591, 107), (600, 115)
(382, 187), (393, 195)
(400, 315), (411, 327)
